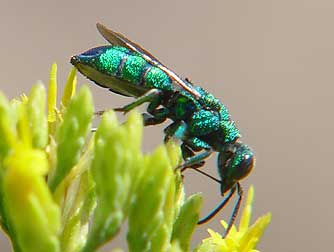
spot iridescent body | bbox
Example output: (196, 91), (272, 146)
(71, 23), (255, 237)
(84, 45), (173, 91)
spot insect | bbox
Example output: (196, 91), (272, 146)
(71, 23), (255, 237)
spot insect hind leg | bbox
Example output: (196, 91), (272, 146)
(94, 89), (163, 116)
(114, 89), (162, 113)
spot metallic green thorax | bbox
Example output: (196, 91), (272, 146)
(172, 86), (240, 146)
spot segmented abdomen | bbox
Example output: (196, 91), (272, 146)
(96, 45), (173, 91)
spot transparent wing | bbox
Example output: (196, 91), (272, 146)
(96, 23), (161, 62)
(96, 23), (201, 99)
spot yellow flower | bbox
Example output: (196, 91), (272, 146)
(196, 186), (271, 252)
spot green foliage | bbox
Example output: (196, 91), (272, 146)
(0, 64), (204, 252)
(83, 111), (144, 252)
(27, 83), (48, 149)
(48, 85), (93, 192)
(171, 194), (202, 252)
(4, 144), (61, 252)
(127, 145), (176, 252)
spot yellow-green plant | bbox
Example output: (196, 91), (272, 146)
(0, 64), (270, 252)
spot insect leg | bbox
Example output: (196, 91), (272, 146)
(222, 182), (243, 237)
(163, 121), (213, 169)
(197, 185), (235, 224)
(163, 122), (214, 171)
(179, 145), (240, 232)
(143, 98), (170, 126)
(163, 121), (187, 143)
(197, 182), (243, 238)
(178, 149), (213, 172)
(179, 143), (223, 183)
(181, 144), (205, 169)
(94, 89), (163, 117)
(142, 113), (167, 126)
(94, 110), (105, 116)
(114, 89), (162, 113)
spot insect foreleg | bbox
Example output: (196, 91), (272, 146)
(197, 184), (236, 225)
(197, 182), (243, 238)
(222, 183), (243, 237)
(114, 89), (162, 113)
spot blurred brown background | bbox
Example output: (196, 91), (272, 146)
(1, 0), (333, 251)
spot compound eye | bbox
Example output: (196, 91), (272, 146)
(234, 153), (254, 180)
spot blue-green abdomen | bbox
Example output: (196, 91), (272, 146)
(93, 46), (173, 91)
